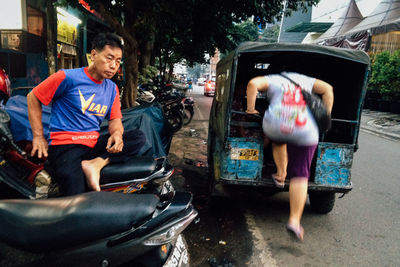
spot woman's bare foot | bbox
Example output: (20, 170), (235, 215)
(286, 222), (304, 241)
(272, 173), (285, 188)
(272, 172), (286, 183)
(81, 157), (109, 191)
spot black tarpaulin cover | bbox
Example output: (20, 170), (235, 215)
(4, 96), (170, 158)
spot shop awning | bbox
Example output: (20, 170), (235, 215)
(285, 22), (333, 33)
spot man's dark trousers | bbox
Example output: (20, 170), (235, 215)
(48, 129), (146, 196)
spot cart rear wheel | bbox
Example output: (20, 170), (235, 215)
(207, 129), (216, 196)
(182, 108), (193, 125)
(309, 192), (335, 214)
(167, 111), (183, 132)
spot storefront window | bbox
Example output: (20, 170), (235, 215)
(57, 8), (81, 70)
(27, 6), (45, 37)
(1, 31), (23, 51)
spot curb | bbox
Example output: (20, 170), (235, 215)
(359, 125), (400, 141)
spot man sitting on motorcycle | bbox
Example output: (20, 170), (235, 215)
(27, 33), (146, 196)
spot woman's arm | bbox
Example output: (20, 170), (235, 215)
(312, 79), (334, 114)
(246, 76), (269, 114)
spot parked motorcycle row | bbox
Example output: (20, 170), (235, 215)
(0, 71), (198, 267)
(137, 82), (195, 132)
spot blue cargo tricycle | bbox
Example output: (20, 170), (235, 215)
(207, 42), (370, 213)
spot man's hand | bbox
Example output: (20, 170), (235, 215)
(31, 135), (48, 158)
(106, 132), (124, 153)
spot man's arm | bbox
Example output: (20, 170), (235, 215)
(106, 118), (124, 153)
(312, 79), (334, 114)
(27, 91), (48, 158)
(246, 76), (269, 114)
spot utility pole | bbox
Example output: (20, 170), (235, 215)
(277, 0), (287, 43)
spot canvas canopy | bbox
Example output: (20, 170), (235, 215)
(314, 0), (363, 43)
(223, 42), (370, 65)
(316, 0), (400, 52)
(346, 0), (400, 36)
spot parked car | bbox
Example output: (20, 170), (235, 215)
(204, 80), (215, 96)
(197, 78), (206, 86)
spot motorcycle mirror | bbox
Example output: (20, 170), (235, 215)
(0, 109), (10, 124)
(0, 109), (13, 141)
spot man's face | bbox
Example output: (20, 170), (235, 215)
(91, 45), (122, 80)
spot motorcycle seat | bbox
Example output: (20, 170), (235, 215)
(0, 191), (159, 252)
(100, 156), (158, 184)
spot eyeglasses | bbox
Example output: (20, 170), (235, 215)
(106, 57), (121, 65)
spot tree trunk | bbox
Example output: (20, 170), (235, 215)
(161, 50), (170, 83)
(168, 62), (174, 82)
(46, 0), (57, 75)
(139, 31), (155, 72)
(121, 46), (139, 108)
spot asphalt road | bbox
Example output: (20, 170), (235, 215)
(168, 85), (400, 267)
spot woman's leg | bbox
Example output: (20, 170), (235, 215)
(288, 177), (308, 239)
(272, 143), (287, 180)
(286, 143), (317, 240)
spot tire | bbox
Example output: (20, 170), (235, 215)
(309, 192), (336, 214)
(182, 108), (193, 126)
(167, 111), (184, 132)
(207, 128), (216, 196)
(0, 182), (25, 199)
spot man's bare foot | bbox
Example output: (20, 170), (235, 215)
(81, 157), (109, 191)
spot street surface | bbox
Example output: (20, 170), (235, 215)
(169, 85), (400, 266)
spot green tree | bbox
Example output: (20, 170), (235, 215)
(260, 24), (280, 43)
(59, 0), (319, 108)
(369, 50), (400, 100)
(187, 64), (207, 80)
(228, 20), (260, 47)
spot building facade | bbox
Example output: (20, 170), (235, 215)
(0, 0), (110, 90)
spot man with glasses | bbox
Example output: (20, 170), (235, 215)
(27, 33), (145, 196)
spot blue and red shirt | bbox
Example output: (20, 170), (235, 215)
(33, 67), (122, 147)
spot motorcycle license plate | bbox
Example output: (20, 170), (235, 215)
(164, 235), (189, 267)
(230, 148), (259, 161)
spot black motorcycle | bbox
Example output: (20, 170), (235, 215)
(138, 84), (185, 133)
(0, 190), (197, 266)
(0, 98), (176, 199)
(182, 96), (194, 126)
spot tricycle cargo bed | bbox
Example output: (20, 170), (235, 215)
(214, 138), (353, 192)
